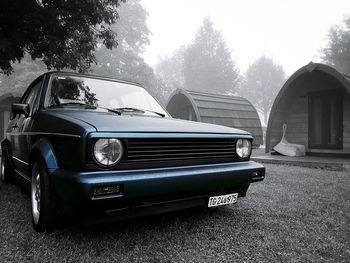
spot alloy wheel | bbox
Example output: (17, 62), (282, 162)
(0, 158), (4, 182)
(31, 167), (41, 224)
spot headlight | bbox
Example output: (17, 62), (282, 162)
(93, 138), (123, 167)
(236, 139), (251, 159)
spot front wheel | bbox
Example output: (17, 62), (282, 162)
(31, 158), (58, 232)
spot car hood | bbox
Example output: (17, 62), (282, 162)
(45, 109), (250, 135)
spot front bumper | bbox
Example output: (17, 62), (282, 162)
(51, 161), (265, 209)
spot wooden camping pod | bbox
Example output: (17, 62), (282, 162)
(266, 62), (350, 157)
(166, 89), (263, 148)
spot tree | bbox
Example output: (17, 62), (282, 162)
(154, 46), (186, 103)
(183, 17), (240, 94)
(155, 46), (186, 91)
(0, 0), (125, 74)
(238, 56), (286, 126)
(0, 54), (47, 96)
(322, 16), (350, 74)
(91, 0), (149, 78)
(91, 0), (169, 104)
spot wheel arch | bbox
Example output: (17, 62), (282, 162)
(29, 138), (59, 172)
(1, 139), (14, 167)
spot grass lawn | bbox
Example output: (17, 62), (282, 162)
(0, 163), (349, 262)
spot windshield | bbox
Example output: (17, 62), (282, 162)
(45, 75), (168, 116)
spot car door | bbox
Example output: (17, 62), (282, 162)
(10, 77), (43, 177)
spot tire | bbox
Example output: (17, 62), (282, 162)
(1, 148), (13, 184)
(31, 158), (58, 232)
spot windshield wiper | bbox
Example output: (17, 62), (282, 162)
(48, 103), (163, 117)
(49, 102), (97, 109)
(49, 102), (122, 115)
(103, 107), (122, 115)
(114, 107), (165, 117)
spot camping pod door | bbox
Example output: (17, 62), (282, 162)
(308, 89), (343, 149)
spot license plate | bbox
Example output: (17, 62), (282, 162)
(208, 193), (238, 207)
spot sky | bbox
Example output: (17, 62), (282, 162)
(141, 0), (350, 75)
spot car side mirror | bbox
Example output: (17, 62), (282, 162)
(12, 103), (30, 118)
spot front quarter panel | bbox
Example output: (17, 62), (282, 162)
(29, 111), (96, 171)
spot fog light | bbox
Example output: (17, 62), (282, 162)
(251, 171), (265, 182)
(252, 171), (259, 177)
(92, 185), (122, 199)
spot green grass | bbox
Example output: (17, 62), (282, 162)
(0, 164), (349, 262)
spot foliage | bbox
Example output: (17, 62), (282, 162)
(322, 16), (350, 74)
(91, 0), (169, 105)
(50, 77), (98, 106)
(155, 46), (186, 91)
(0, 0), (125, 74)
(0, 0), (170, 105)
(93, 0), (150, 70)
(183, 17), (240, 94)
(155, 17), (240, 97)
(0, 54), (47, 96)
(238, 56), (286, 125)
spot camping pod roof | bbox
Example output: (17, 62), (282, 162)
(166, 89), (263, 146)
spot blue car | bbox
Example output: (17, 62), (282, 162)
(0, 72), (265, 231)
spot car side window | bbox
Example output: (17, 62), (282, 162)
(22, 79), (43, 116)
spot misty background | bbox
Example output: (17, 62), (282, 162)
(1, 0), (349, 126)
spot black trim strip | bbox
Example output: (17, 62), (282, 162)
(6, 132), (81, 138)
(14, 168), (30, 182)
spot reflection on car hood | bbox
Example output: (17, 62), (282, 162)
(46, 109), (250, 135)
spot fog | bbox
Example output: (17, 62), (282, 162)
(142, 0), (350, 75)
(1, 0), (349, 127)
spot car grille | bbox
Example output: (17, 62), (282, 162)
(126, 138), (238, 163)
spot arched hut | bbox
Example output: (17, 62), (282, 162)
(0, 93), (21, 143)
(166, 89), (263, 148)
(266, 62), (350, 157)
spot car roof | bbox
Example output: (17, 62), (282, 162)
(44, 71), (143, 87)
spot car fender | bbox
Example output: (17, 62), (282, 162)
(1, 139), (14, 167)
(29, 138), (59, 172)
